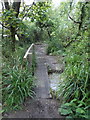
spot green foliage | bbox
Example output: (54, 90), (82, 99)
(1, 7), (33, 50)
(2, 9), (22, 29)
(28, 2), (51, 27)
(2, 64), (34, 111)
(24, 1), (54, 42)
(59, 99), (89, 119)
(46, 39), (63, 55)
(1, 1), (90, 118)
(23, 21), (42, 42)
(2, 43), (35, 112)
(57, 34), (89, 118)
(51, 2), (90, 119)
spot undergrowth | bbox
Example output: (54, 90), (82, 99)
(57, 35), (90, 119)
(46, 39), (63, 55)
(2, 42), (35, 112)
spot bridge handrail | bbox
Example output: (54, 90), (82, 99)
(24, 43), (34, 59)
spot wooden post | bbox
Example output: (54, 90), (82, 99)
(1, 2), (4, 40)
(23, 43), (35, 75)
(27, 53), (32, 68)
(31, 44), (35, 75)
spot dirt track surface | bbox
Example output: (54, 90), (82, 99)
(6, 98), (64, 118)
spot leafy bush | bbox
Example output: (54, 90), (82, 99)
(59, 99), (89, 119)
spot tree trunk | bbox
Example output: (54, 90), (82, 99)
(10, 26), (16, 52)
(4, 1), (10, 10)
(47, 28), (51, 41)
(12, 2), (21, 18)
(2, 2), (4, 40)
(3, 1), (21, 52)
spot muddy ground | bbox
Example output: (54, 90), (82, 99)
(4, 98), (65, 118)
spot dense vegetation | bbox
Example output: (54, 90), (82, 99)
(0, 0), (90, 119)
(47, 2), (90, 119)
(1, 1), (36, 112)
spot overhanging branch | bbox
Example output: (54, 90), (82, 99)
(68, 15), (81, 24)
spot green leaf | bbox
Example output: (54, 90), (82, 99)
(66, 116), (73, 119)
(64, 103), (71, 106)
(0, 109), (5, 113)
(58, 108), (72, 115)
(70, 99), (77, 103)
(76, 108), (85, 114)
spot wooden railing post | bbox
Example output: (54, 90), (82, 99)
(23, 43), (36, 74)
(31, 44), (36, 75)
(27, 52), (32, 70)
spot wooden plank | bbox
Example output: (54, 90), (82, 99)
(24, 43), (34, 59)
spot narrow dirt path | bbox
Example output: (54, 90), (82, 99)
(34, 44), (50, 98)
(5, 43), (64, 118)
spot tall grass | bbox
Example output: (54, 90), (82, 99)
(2, 42), (35, 112)
(57, 36), (90, 118)
(2, 64), (34, 111)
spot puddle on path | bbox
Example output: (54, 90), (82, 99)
(48, 73), (61, 91)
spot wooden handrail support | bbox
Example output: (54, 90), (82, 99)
(24, 43), (34, 59)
